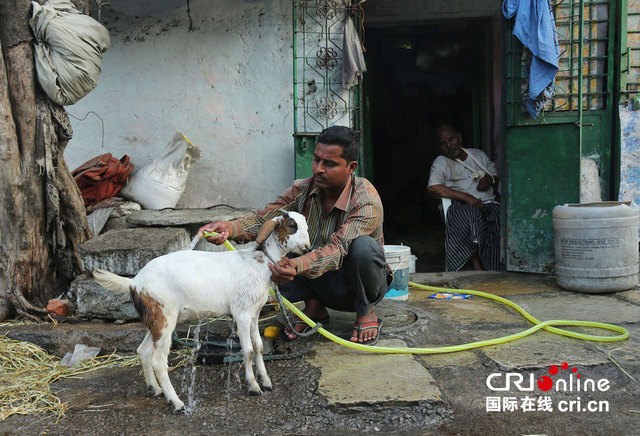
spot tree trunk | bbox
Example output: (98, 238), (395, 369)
(0, 0), (91, 321)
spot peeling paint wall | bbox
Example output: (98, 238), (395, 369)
(64, 0), (294, 209)
(619, 104), (640, 206)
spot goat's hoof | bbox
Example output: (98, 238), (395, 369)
(249, 389), (263, 397)
(261, 384), (272, 392)
(148, 387), (163, 398)
(175, 405), (191, 415)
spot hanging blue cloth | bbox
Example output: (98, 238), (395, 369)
(503, 0), (560, 118)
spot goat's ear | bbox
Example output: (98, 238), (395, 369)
(278, 209), (290, 219)
(256, 219), (278, 244)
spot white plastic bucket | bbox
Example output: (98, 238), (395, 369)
(552, 201), (639, 293)
(409, 255), (417, 274)
(384, 245), (411, 300)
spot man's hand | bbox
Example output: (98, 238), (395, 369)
(477, 173), (494, 192)
(198, 221), (233, 245)
(268, 257), (297, 284)
(464, 193), (484, 209)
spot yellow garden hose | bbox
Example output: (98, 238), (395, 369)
(203, 231), (629, 353)
(202, 231), (236, 252)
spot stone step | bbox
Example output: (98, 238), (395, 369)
(105, 206), (259, 252)
(124, 205), (257, 228)
(71, 274), (139, 321)
(78, 227), (190, 276)
(305, 338), (443, 408)
(103, 205), (256, 235)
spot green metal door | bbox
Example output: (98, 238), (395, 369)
(292, 0), (363, 178)
(504, 0), (618, 272)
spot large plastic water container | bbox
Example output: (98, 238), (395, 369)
(552, 201), (639, 293)
(384, 245), (411, 300)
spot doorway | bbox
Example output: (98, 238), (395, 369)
(364, 19), (497, 271)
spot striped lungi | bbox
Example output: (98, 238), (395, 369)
(445, 200), (504, 271)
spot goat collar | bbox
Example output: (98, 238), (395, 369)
(256, 242), (280, 265)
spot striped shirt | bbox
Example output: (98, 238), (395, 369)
(228, 174), (384, 278)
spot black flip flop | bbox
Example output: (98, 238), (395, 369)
(350, 319), (383, 346)
(278, 315), (329, 342)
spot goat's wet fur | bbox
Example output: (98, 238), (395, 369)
(93, 212), (310, 413)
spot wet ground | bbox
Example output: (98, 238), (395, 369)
(1, 271), (639, 435)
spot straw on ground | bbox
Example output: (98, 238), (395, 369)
(0, 335), (141, 421)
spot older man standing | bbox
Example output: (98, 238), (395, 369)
(427, 124), (504, 271)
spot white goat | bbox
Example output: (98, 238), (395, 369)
(92, 211), (310, 413)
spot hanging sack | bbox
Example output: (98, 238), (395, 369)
(30, 0), (110, 106)
(120, 133), (200, 209)
(72, 154), (134, 206)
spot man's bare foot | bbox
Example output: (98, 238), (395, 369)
(471, 253), (484, 270)
(283, 299), (329, 340)
(349, 308), (381, 344)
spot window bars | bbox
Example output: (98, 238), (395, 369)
(506, 0), (614, 124)
(293, 0), (362, 134)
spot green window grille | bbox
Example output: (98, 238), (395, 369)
(292, 0), (362, 134)
(506, 0), (614, 125)
(292, 0), (364, 178)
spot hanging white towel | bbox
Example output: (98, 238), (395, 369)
(342, 15), (366, 90)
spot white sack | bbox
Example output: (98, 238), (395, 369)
(30, 0), (110, 106)
(120, 133), (201, 210)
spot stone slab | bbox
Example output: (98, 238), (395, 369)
(453, 278), (562, 297)
(305, 339), (442, 406)
(416, 351), (479, 368)
(103, 216), (135, 232)
(507, 293), (640, 324)
(414, 296), (524, 325)
(617, 288), (640, 305)
(410, 272), (563, 297)
(589, 324), (640, 371)
(72, 274), (139, 321)
(481, 333), (610, 370)
(410, 271), (503, 289)
(79, 227), (189, 276)
(125, 205), (256, 227)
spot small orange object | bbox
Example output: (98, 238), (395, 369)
(46, 299), (70, 317)
(263, 326), (279, 339)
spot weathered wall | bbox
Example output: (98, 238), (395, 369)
(64, 0), (294, 210)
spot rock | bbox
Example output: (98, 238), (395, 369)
(124, 205), (256, 227)
(103, 215), (135, 232)
(78, 227), (189, 276)
(46, 299), (75, 317)
(72, 274), (139, 321)
(0, 299), (11, 322)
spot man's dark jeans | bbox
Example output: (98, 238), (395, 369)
(278, 236), (390, 316)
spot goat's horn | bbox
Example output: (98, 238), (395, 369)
(256, 219), (278, 244)
(278, 208), (290, 219)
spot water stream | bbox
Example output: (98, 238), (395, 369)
(186, 324), (201, 411)
(188, 234), (202, 251)
(182, 234), (204, 411)
(226, 325), (237, 410)
(183, 233), (239, 411)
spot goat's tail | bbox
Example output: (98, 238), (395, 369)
(92, 268), (132, 294)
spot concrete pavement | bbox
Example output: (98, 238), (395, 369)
(301, 271), (638, 406)
(1, 270), (638, 434)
